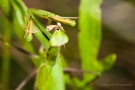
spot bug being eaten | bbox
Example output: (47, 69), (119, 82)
(46, 22), (64, 31)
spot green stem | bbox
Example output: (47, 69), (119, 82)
(1, 16), (11, 90)
(1, 47), (10, 90)
(28, 12), (52, 39)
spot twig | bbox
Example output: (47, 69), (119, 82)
(15, 70), (36, 90)
(63, 68), (100, 75)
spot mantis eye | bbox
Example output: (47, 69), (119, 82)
(57, 22), (64, 30)
(57, 22), (61, 26)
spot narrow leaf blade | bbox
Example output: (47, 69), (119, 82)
(35, 55), (65, 90)
(100, 54), (116, 71)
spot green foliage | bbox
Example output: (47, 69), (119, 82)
(78, 0), (116, 89)
(79, 0), (103, 84)
(0, 0), (116, 90)
(35, 55), (65, 90)
(1, 16), (11, 90)
(99, 54), (116, 71)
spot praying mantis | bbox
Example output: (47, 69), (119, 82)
(23, 8), (77, 47)
(21, 8), (101, 90)
(22, 8), (78, 89)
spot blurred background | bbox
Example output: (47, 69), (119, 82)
(1, 0), (135, 90)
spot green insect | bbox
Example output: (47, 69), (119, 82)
(46, 22), (68, 47)
(22, 10), (75, 86)
(50, 30), (68, 47)
(23, 8), (77, 44)
(28, 8), (77, 26)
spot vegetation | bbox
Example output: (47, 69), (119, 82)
(0, 0), (116, 90)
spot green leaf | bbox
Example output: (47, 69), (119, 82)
(0, 0), (10, 16)
(78, 0), (103, 82)
(0, 13), (11, 90)
(78, 0), (116, 88)
(35, 55), (65, 90)
(50, 30), (68, 46)
(99, 54), (116, 71)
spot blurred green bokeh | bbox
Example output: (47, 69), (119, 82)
(0, 0), (135, 90)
